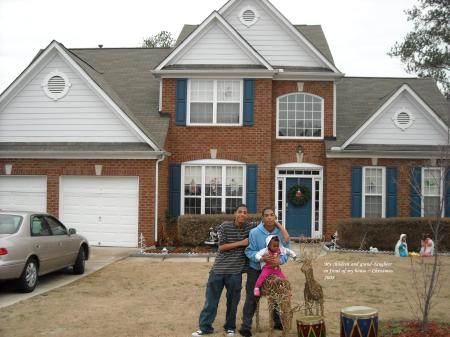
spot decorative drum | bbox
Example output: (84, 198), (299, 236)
(340, 306), (378, 337)
(297, 316), (326, 337)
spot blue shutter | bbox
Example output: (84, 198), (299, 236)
(386, 167), (397, 217)
(243, 79), (254, 126)
(445, 170), (450, 217)
(410, 167), (422, 217)
(351, 166), (362, 217)
(246, 164), (257, 213)
(175, 79), (187, 126)
(169, 164), (181, 217)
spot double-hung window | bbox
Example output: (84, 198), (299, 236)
(188, 79), (242, 125)
(182, 161), (245, 214)
(277, 93), (324, 138)
(422, 167), (443, 216)
(362, 167), (385, 218)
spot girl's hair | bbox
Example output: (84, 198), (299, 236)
(270, 236), (280, 243)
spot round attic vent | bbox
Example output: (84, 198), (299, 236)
(42, 71), (71, 101)
(239, 7), (259, 27)
(393, 109), (415, 131)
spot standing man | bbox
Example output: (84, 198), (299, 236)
(239, 207), (291, 337)
(192, 204), (253, 337)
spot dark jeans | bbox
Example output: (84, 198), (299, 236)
(241, 268), (282, 331)
(198, 270), (243, 332)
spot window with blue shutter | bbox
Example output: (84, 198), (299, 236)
(246, 164), (257, 213)
(243, 79), (254, 126)
(410, 167), (421, 217)
(351, 166), (362, 217)
(176, 79), (187, 126)
(386, 167), (397, 217)
(169, 164), (181, 217)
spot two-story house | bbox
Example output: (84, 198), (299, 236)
(1, 0), (449, 247)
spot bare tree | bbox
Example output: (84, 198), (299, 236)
(407, 150), (448, 336)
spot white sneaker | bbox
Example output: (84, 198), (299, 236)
(192, 330), (212, 336)
(226, 329), (235, 336)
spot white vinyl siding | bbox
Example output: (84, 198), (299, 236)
(187, 79), (243, 125)
(0, 176), (47, 212)
(354, 91), (448, 146)
(362, 167), (386, 218)
(172, 22), (260, 65)
(0, 54), (143, 143)
(59, 176), (139, 247)
(222, 0), (326, 67)
(422, 168), (444, 217)
(181, 162), (246, 215)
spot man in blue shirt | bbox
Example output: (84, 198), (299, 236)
(239, 207), (291, 337)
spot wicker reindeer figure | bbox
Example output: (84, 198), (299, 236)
(256, 275), (297, 337)
(294, 239), (327, 317)
(300, 259), (324, 316)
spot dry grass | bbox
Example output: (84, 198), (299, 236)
(1, 252), (449, 337)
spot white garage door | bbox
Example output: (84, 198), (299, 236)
(60, 176), (139, 247)
(0, 176), (47, 212)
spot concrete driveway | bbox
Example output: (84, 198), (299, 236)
(0, 246), (137, 308)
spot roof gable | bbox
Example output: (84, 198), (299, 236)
(0, 41), (162, 150)
(155, 11), (272, 71)
(341, 83), (449, 149)
(219, 0), (340, 72)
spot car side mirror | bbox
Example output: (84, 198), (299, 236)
(68, 228), (77, 235)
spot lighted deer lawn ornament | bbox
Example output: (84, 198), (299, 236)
(255, 275), (303, 337)
(294, 239), (328, 317)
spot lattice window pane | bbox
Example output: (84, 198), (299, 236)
(217, 103), (239, 123)
(365, 196), (382, 218)
(184, 166), (202, 196)
(205, 166), (222, 196)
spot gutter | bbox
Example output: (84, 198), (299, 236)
(154, 153), (167, 244)
(0, 151), (166, 160)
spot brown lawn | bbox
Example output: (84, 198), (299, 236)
(1, 252), (449, 337)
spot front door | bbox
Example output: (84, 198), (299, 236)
(285, 178), (312, 237)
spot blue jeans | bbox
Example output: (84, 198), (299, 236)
(198, 271), (243, 332)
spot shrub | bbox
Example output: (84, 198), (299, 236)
(336, 217), (450, 251)
(177, 214), (261, 246)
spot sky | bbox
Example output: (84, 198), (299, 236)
(0, 0), (417, 93)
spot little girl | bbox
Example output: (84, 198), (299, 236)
(253, 235), (296, 297)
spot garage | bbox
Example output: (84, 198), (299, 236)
(0, 176), (47, 212)
(59, 176), (139, 247)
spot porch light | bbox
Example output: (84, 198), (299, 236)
(4, 164), (12, 175)
(95, 164), (103, 176)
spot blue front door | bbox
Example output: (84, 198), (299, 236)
(285, 178), (312, 237)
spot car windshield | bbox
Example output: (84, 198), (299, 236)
(0, 214), (23, 234)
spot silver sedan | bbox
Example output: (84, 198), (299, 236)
(0, 211), (89, 293)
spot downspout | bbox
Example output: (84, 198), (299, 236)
(154, 153), (166, 244)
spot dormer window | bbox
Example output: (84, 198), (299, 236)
(239, 7), (259, 27)
(42, 71), (71, 101)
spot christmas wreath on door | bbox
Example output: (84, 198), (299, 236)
(288, 184), (311, 207)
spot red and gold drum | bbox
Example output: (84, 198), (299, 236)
(340, 306), (378, 337)
(297, 316), (326, 337)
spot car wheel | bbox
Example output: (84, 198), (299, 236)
(17, 258), (38, 293)
(73, 247), (85, 275)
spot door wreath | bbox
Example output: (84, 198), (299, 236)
(288, 184), (311, 207)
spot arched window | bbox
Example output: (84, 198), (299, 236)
(277, 93), (324, 138)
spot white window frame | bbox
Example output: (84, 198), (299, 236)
(180, 159), (247, 215)
(276, 92), (324, 140)
(362, 166), (386, 218)
(187, 79), (243, 126)
(421, 167), (444, 217)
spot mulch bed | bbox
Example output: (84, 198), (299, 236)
(381, 321), (450, 337)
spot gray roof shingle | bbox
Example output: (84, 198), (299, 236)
(68, 46), (172, 149)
